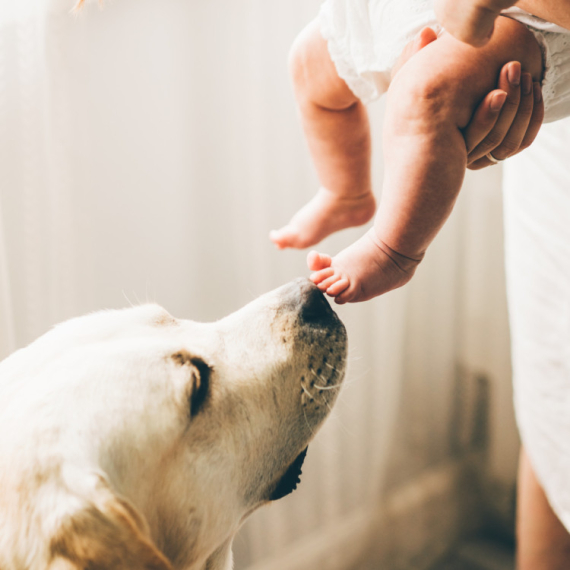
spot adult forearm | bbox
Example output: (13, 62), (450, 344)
(436, 0), (570, 46)
(516, 0), (570, 30)
(435, 0), (517, 45)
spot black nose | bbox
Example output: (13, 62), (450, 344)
(294, 278), (334, 324)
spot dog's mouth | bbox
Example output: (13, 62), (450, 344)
(269, 447), (308, 501)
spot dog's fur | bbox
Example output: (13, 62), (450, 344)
(0, 279), (347, 570)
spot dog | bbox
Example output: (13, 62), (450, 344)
(0, 279), (347, 570)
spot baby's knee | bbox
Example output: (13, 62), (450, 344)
(289, 20), (358, 110)
(387, 65), (454, 131)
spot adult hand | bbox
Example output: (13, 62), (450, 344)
(394, 28), (544, 170)
(465, 61), (544, 169)
(434, 0), (517, 47)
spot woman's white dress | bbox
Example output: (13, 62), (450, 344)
(504, 119), (570, 530)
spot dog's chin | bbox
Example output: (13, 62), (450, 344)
(269, 447), (308, 501)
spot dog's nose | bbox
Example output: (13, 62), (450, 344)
(292, 278), (334, 324)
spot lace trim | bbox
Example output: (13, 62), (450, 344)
(528, 29), (570, 122)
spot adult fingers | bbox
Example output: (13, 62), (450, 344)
(518, 82), (544, 151)
(468, 156), (497, 170)
(464, 89), (507, 155)
(468, 84), (535, 169)
(468, 61), (522, 162)
(482, 72), (535, 160)
(467, 80), (544, 170)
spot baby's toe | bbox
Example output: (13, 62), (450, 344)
(334, 289), (355, 305)
(270, 226), (299, 249)
(310, 267), (334, 285)
(326, 278), (350, 298)
(317, 274), (342, 291)
(307, 250), (332, 271)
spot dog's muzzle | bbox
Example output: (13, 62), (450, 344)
(282, 278), (341, 328)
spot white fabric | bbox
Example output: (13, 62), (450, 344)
(520, 28), (570, 122)
(319, 0), (570, 122)
(502, 7), (570, 122)
(319, 0), (440, 104)
(504, 119), (570, 532)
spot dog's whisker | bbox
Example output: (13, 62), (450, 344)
(346, 353), (363, 361)
(320, 403), (356, 440)
(309, 368), (329, 384)
(313, 382), (342, 391)
(121, 290), (136, 308)
(346, 369), (371, 384)
(322, 398), (335, 414)
(301, 384), (313, 399)
(302, 404), (316, 436)
(133, 291), (142, 306)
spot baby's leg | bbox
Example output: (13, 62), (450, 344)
(310, 16), (543, 303)
(269, 19), (376, 250)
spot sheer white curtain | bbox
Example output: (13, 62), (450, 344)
(0, 1), (516, 568)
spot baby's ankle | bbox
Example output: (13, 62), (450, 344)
(370, 231), (424, 273)
(319, 185), (374, 201)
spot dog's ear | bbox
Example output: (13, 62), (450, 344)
(47, 480), (172, 570)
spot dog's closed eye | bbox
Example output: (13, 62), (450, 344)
(171, 352), (211, 417)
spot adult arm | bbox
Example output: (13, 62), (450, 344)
(395, 28), (545, 169)
(517, 0), (570, 30)
(465, 63), (543, 169)
(435, 0), (570, 47)
(434, 0), (516, 46)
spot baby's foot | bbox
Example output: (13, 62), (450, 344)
(270, 187), (376, 250)
(308, 229), (423, 304)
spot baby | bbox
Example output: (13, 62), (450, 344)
(270, 0), (570, 303)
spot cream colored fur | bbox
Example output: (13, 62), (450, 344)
(0, 279), (347, 570)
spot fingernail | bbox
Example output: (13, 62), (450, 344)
(490, 91), (507, 112)
(533, 81), (542, 103)
(508, 63), (521, 86)
(522, 73), (532, 95)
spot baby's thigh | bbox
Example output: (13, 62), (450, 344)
(387, 16), (543, 130)
(290, 19), (358, 110)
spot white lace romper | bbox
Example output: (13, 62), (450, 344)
(319, 0), (570, 122)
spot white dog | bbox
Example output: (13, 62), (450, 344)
(0, 279), (347, 570)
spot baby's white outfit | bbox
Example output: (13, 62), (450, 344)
(319, 0), (570, 122)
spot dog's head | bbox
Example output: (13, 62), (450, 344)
(0, 279), (347, 570)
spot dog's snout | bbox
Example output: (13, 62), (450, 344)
(286, 278), (334, 324)
(300, 285), (333, 324)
